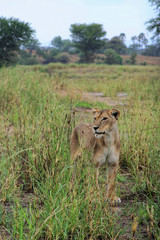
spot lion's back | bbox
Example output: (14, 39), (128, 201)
(71, 123), (95, 158)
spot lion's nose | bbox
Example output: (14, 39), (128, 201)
(93, 126), (99, 131)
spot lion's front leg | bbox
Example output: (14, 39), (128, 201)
(107, 162), (121, 205)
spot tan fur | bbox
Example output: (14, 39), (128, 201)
(71, 108), (121, 204)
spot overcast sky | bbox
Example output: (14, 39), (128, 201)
(0, 0), (155, 46)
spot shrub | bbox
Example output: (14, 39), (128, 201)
(104, 49), (123, 65)
(129, 52), (137, 65)
(56, 53), (70, 64)
(140, 62), (147, 66)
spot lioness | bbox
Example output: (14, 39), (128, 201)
(71, 108), (121, 204)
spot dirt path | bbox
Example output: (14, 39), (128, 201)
(82, 91), (128, 106)
(57, 89), (128, 107)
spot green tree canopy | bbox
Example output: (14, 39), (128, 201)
(142, 38), (160, 56)
(61, 39), (73, 52)
(137, 33), (148, 51)
(129, 34), (148, 54)
(70, 23), (106, 63)
(51, 36), (73, 52)
(146, 0), (160, 38)
(119, 33), (126, 43)
(51, 36), (63, 51)
(22, 38), (40, 54)
(0, 17), (35, 67)
(106, 36), (126, 54)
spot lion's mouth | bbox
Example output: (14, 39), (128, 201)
(95, 131), (105, 135)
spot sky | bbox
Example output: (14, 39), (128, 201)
(0, 0), (155, 46)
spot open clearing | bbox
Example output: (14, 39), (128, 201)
(0, 64), (160, 239)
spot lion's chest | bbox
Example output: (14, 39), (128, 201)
(94, 144), (119, 166)
(94, 147), (109, 166)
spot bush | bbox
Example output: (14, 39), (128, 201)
(56, 53), (70, 64)
(129, 52), (137, 65)
(140, 62), (147, 66)
(19, 56), (40, 65)
(104, 49), (123, 65)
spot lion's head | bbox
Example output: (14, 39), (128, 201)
(92, 109), (120, 138)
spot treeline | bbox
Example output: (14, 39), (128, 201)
(0, 17), (160, 67)
(18, 32), (160, 65)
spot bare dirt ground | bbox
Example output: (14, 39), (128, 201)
(57, 89), (128, 108)
(82, 92), (128, 106)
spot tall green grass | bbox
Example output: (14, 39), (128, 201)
(0, 65), (159, 239)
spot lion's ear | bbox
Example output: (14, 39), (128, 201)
(92, 108), (100, 114)
(110, 109), (120, 120)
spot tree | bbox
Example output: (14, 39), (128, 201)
(22, 38), (40, 54)
(98, 38), (109, 53)
(51, 36), (63, 51)
(42, 48), (59, 64)
(142, 38), (160, 56)
(119, 33), (126, 43)
(137, 33), (148, 52)
(129, 36), (140, 54)
(129, 34), (148, 54)
(106, 36), (126, 54)
(104, 49), (123, 65)
(70, 23), (106, 63)
(51, 36), (73, 53)
(61, 39), (73, 52)
(131, 36), (137, 44)
(146, 0), (160, 38)
(0, 17), (35, 67)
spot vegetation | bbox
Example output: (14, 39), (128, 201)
(1, 16), (160, 66)
(0, 17), (35, 67)
(70, 23), (106, 63)
(104, 49), (123, 65)
(129, 33), (148, 54)
(142, 38), (160, 56)
(146, 0), (160, 38)
(129, 53), (137, 65)
(0, 64), (160, 239)
(105, 36), (126, 54)
(16, 31), (160, 65)
(51, 36), (73, 53)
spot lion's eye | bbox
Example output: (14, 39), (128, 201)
(102, 117), (108, 121)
